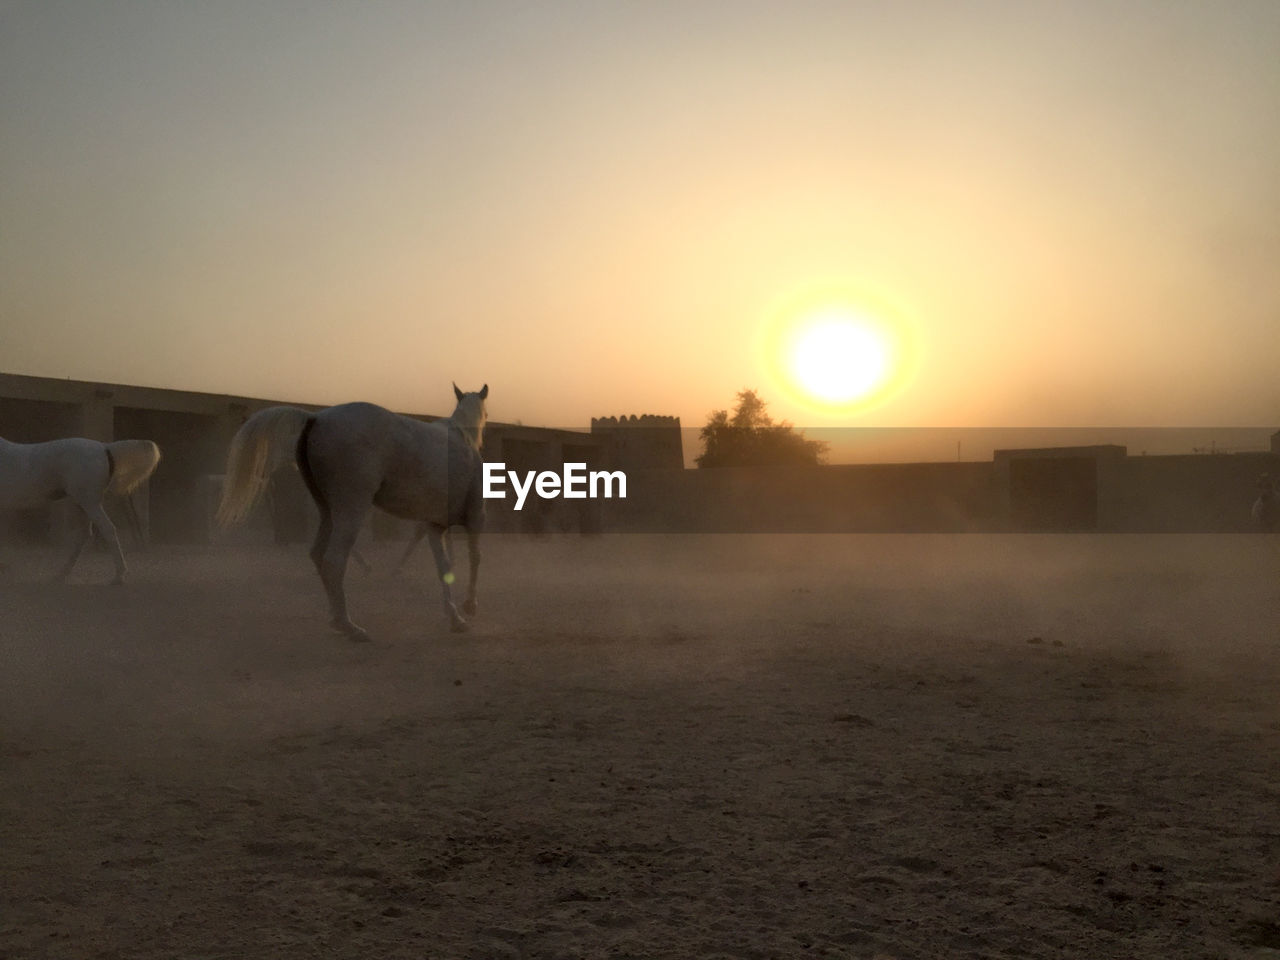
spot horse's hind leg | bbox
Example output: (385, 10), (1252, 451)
(319, 509), (371, 641)
(424, 524), (468, 632)
(85, 503), (127, 584)
(462, 527), (481, 616)
(54, 510), (91, 582)
(121, 494), (145, 548)
(309, 508), (332, 575)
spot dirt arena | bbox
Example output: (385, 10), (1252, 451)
(3, 533), (1279, 959)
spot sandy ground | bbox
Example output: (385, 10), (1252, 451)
(2, 533), (1280, 959)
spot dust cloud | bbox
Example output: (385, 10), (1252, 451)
(2, 533), (1279, 957)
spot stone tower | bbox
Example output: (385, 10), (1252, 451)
(589, 414), (684, 472)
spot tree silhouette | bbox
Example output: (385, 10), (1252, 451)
(696, 389), (828, 468)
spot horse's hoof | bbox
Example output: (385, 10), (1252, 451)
(450, 619), (470, 634)
(332, 619), (371, 642)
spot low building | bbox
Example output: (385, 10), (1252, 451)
(2, 372), (1275, 538)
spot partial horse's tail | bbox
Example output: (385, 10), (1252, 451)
(105, 439), (162, 495)
(216, 406), (314, 527)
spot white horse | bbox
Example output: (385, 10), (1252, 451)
(1254, 473), (1278, 532)
(217, 384), (488, 640)
(0, 436), (161, 583)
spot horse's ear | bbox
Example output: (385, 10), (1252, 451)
(479, 384), (489, 400)
(453, 382), (463, 402)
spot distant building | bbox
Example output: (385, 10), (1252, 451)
(3, 371), (1276, 538)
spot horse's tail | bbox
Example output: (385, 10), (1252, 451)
(105, 439), (162, 495)
(216, 406), (314, 527)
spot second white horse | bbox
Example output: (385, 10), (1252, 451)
(0, 436), (161, 583)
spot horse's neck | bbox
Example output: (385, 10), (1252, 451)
(449, 417), (484, 451)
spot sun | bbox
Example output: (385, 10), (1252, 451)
(758, 283), (917, 417)
(789, 311), (891, 406)
(757, 287), (914, 417)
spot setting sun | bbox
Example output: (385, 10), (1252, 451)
(789, 312), (890, 406)
(760, 291), (915, 418)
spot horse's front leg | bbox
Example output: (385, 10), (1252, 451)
(462, 527), (480, 617)
(424, 524), (467, 632)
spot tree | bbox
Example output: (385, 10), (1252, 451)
(695, 389), (828, 468)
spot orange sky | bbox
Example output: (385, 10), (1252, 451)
(2, 2), (1277, 437)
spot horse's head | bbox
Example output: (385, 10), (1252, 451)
(451, 382), (489, 448)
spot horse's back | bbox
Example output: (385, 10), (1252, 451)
(316, 401), (397, 430)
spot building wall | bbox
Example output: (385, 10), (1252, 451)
(600, 461), (1003, 533)
(993, 446), (1127, 532)
(1112, 452), (1279, 532)
(597, 451), (1280, 534)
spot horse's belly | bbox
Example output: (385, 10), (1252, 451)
(0, 463), (69, 508)
(373, 482), (446, 524)
(1, 486), (65, 509)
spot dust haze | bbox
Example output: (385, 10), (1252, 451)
(3, 532), (1280, 957)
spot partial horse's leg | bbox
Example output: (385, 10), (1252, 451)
(393, 522), (430, 574)
(309, 508), (332, 575)
(85, 503), (127, 584)
(54, 510), (91, 582)
(462, 527), (481, 616)
(319, 508), (371, 641)
(351, 543), (373, 574)
(121, 494), (145, 548)
(424, 523), (468, 632)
